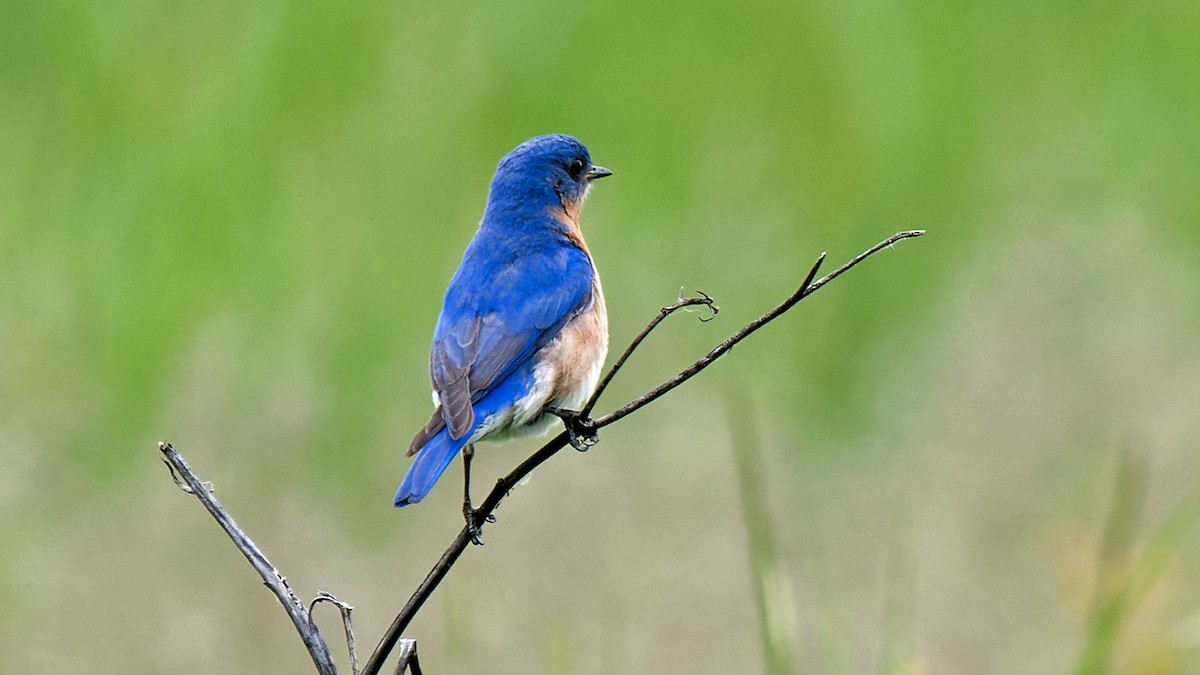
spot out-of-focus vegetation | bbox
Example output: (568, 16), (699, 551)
(3, 1), (1199, 672)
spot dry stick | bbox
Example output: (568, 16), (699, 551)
(361, 229), (925, 675)
(159, 442), (339, 675)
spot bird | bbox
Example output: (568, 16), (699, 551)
(394, 134), (612, 526)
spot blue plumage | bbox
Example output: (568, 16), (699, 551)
(395, 135), (611, 507)
(394, 358), (539, 506)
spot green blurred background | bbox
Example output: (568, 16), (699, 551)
(3, 1), (1199, 672)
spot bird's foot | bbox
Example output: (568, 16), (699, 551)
(545, 407), (599, 452)
(462, 503), (496, 546)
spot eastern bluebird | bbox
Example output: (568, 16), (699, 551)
(394, 134), (611, 513)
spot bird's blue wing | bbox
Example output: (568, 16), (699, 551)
(426, 239), (594, 442)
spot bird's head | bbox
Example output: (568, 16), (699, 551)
(486, 134), (612, 223)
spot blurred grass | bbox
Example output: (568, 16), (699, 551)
(1077, 450), (1200, 674)
(728, 392), (799, 674)
(1077, 448), (1149, 674)
(3, 0), (1200, 672)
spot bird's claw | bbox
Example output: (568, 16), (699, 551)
(566, 416), (599, 452)
(462, 506), (496, 546)
(545, 407), (599, 452)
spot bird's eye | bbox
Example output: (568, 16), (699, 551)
(568, 158), (586, 180)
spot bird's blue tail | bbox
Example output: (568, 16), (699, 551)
(395, 361), (539, 507)
(393, 426), (473, 507)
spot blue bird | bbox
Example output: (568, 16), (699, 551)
(394, 134), (612, 519)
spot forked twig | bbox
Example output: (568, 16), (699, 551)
(360, 229), (925, 674)
(158, 442), (339, 675)
(578, 291), (717, 419)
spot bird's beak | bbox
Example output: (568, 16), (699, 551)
(586, 165), (613, 181)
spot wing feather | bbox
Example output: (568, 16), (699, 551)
(422, 239), (593, 448)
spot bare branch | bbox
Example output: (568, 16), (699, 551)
(595, 229), (924, 428)
(362, 521), (478, 675)
(578, 291), (718, 419)
(361, 229), (925, 673)
(158, 442), (339, 675)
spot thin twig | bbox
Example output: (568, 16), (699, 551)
(595, 229), (924, 428)
(312, 591), (358, 675)
(578, 291), (717, 419)
(362, 515), (479, 675)
(158, 442), (339, 675)
(361, 229), (924, 674)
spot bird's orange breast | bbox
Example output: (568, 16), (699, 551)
(547, 275), (608, 407)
